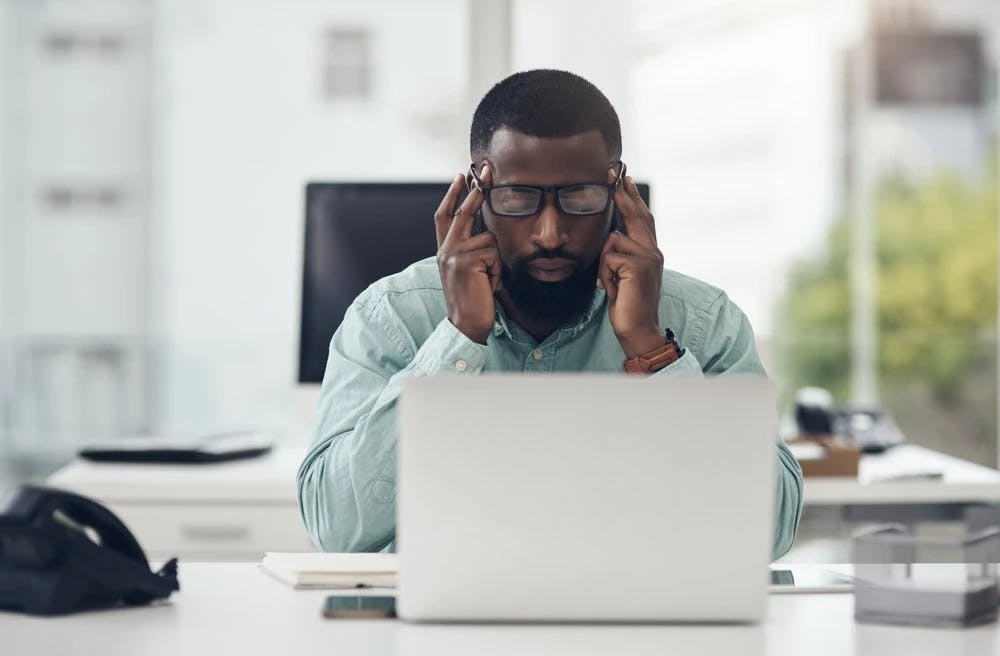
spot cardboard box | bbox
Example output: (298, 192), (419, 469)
(787, 436), (861, 477)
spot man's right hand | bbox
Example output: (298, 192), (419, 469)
(434, 164), (502, 345)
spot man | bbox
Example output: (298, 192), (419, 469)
(298, 69), (802, 559)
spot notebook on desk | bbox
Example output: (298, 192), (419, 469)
(260, 552), (398, 589)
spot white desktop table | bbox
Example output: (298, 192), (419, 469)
(804, 444), (1000, 506)
(45, 444), (1000, 560)
(47, 448), (315, 560)
(801, 444), (1000, 528)
(2, 563), (998, 656)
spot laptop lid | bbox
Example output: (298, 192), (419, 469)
(397, 374), (777, 622)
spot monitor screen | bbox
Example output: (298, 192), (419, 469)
(299, 181), (650, 383)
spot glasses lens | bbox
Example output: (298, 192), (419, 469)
(489, 186), (542, 216)
(558, 185), (609, 215)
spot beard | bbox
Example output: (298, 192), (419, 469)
(501, 249), (601, 327)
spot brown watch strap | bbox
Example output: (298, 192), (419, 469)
(623, 340), (681, 374)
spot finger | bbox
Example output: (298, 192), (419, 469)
(613, 182), (656, 250)
(450, 246), (502, 290)
(486, 248), (503, 295)
(598, 249), (619, 303)
(601, 252), (644, 298)
(604, 229), (659, 258)
(608, 167), (656, 243)
(435, 174), (467, 248)
(625, 176), (656, 242)
(445, 188), (482, 245)
(478, 161), (494, 187)
(448, 230), (498, 254)
(602, 251), (635, 272)
(468, 236), (502, 295)
(446, 169), (488, 244)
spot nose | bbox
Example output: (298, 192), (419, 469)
(531, 195), (568, 251)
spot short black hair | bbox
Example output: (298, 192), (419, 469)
(470, 69), (622, 161)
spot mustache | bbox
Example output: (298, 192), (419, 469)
(520, 248), (584, 265)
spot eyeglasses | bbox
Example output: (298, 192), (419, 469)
(469, 162), (626, 217)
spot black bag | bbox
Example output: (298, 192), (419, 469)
(0, 485), (179, 615)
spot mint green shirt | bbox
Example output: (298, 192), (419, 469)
(298, 256), (803, 559)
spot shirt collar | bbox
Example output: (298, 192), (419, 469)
(492, 288), (608, 342)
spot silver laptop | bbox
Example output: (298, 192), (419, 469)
(396, 374), (777, 623)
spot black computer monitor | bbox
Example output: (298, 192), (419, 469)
(298, 181), (650, 383)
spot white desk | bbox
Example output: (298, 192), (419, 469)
(47, 448), (314, 560)
(2, 563), (998, 656)
(45, 444), (1000, 560)
(803, 445), (1000, 506)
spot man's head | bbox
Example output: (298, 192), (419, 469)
(469, 69), (622, 327)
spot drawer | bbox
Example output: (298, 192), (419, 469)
(106, 503), (316, 561)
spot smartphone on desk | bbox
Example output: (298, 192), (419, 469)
(323, 595), (396, 619)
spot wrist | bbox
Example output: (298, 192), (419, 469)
(617, 328), (667, 359)
(450, 318), (490, 345)
(622, 328), (684, 375)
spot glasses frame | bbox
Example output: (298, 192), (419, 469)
(469, 161), (626, 218)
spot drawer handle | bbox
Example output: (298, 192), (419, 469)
(180, 525), (250, 541)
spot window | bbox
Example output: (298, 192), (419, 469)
(321, 28), (372, 101)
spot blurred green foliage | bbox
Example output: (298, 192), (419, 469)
(775, 169), (997, 405)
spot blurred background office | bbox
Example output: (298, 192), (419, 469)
(1, 0), (999, 553)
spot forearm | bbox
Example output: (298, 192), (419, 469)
(297, 317), (486, 552)
(297, 374), (405, 553)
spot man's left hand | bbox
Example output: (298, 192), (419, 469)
(598, 171), (666, 359)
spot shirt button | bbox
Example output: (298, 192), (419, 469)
(531, 349), (544, 361)
(454, 359), (467, 372)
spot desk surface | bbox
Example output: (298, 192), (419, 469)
(47, 448), (304, 502)
(3, 563), (999, 656)
(50, 444), (1000, 508)
(804, 444), (1000, 505)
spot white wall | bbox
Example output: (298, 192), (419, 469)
(150, 0), (468, 438)
(510, 1), (634, 154)
(627, 0), (858, 336)
(8, 2), (150, 338)
(0, 1), (11, 448)
(1, 1), (151, 453)
(149, 0), (638, 440)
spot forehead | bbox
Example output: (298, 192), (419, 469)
(484, 128), (610, 185)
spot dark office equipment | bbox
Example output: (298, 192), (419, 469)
(793, 386), (905, 453)
(298, 181), (650, 383)
(0, 485), (179, 615)
(794, 386), (835, 435)
(875, 31), (983, 106)
(79, 431), (272, 464)
(833, 407), (906, 453)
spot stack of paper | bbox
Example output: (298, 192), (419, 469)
(260, 552), (398, 589)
